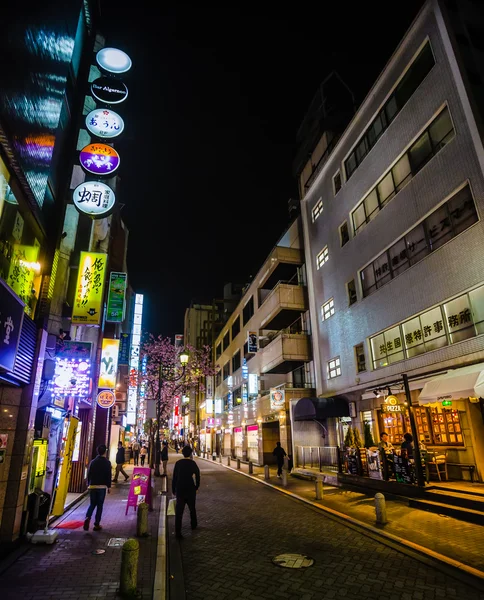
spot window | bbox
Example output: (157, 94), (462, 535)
(215, 342), (221, 359)
(327, 357), (341, 379)
(321, 298), (334, 321)
(233, 386), (242, 405)
(243, 296), (254, 325)
(360, 184), (477, 298)
(355, 344), (366, 373)
(316, 246), (329, 269)
(231, 316), (240, 339)
(351, 106), (455, 236)
(223, 330), (230, 351)
(223, 362), (230, 380)
(415, 406), (463, 446)
(345, 42), (435, 180)
(312, 198), (323, 222)
(232, 349), (241, 372)
(339, 221), (349, 247)
(347, 279), (357, 305)
(333, 171), (342, 195)
(215, 371), (222, 387)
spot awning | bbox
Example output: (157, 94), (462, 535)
(418, 363), (484, 404)
(293, 396), (349, 421)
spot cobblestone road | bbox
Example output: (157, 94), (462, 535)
(174, 458), (484, 600)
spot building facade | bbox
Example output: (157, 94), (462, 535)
(300, 0), (484, 481)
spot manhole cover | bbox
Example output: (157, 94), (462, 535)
(107, 537), (128, 547)
(92, 549), (105, 555)
(272, 553), (314, 569)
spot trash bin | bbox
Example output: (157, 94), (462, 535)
(26, 490), (50, 532)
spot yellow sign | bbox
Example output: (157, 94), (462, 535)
(98, 338), (120, 389)
(97, 389), (116, 409)
(72, 251), (107, 325)
(386, 395), (399, 406)
(33, 439), (48, 477)
(52, 416), (79, 516)
(8, 243), (40, 312)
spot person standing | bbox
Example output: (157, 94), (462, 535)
(140, 445), (147, 466)
(161, 440), (169, 476)
(174, 440), (179, 454)
(113, 441), (129, 482)
(272, 441), (287, 478)
(132, 440), (140, 466)
(84, 444), (111, 531)
(172, 445), (200, 538)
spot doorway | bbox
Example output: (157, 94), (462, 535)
(262, 421), (280, 464)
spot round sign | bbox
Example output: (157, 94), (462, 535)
(97, 390), (115, 409)
(96, 48), (132, 74)
(91, 77), (128, 105)
(73, 181), (116, 218)
(85, 109), (124, 139)
(79, 143), (120, 176)
(386, 395), (399, 406)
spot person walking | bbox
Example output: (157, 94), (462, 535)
(140, 445), (147, 466)
(83, 444), (111, 531)
(272, 441), (287, 478)
(132, 440), (140, 466)
(113, 441), (129, 482)
(174, 440), (179, 454)
(172, 445), (200, 538)
(161, 440), (169, 476)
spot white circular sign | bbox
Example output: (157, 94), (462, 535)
(96, 48), (132, 74)
(73, 181), (116, 218)
(85, 109), (124, 139)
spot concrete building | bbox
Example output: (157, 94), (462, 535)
(299, 0), (484, 481)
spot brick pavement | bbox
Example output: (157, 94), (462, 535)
(0, 464), (162, 600)
(173, 457), (484, 600)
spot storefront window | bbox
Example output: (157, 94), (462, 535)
(429, 406), (463, 445)
(378, 410), (410, 445)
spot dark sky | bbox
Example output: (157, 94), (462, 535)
(99, 2), (425, 338)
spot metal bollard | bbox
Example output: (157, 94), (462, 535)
(375, 492), (387, 524)
(120, 538), (139, 597)
(227, 456), (231, 466)
(264, 465), (270, 480)
(248, 461), (253, 474)
(218, 454), (222, 463)
(136, 502), (149, 537)
(212, 452), (217, 461)
(281, 469), (288, 487)
(237, 459), (241, 470)
(315, 479), (323, 501)
(283, 456), (289, 471)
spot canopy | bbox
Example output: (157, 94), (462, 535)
(293, 396), (349, 421)
(418, 363), (484, 404)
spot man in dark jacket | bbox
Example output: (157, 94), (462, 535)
(84, 444), (112, 531)
(172, 445), (200, 538)
(113, 441), (129, 482)
(272, 441), (287, 477)
(161, 440), (169, 476)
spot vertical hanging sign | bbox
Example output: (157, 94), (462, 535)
(72, 252), (107, 325)
(106, 272), (127, 323)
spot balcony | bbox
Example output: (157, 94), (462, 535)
(259, 331), (311, 375)
(259, 282), (307, 331)
(258, 247), (303, 291)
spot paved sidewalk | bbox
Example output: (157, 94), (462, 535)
(0, 464), (162, 600)
(211, 458), (484, 574)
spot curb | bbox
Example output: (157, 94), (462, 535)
(196, 456), (484, 592)
(152, 494), (167, 599)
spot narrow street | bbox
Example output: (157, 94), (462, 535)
(170, 456), (484, 600)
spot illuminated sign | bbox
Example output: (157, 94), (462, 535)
(385, 395), (399, 406)
(96, 48), (132, 74)
(242, 358), (248, 380)
(248, 331), (258, 353)
(106, 272), (127, 322)
(79, 143), (120, 176)
(8, 243), (40, 311)
(127, 294), (143, 425)
(242, 382), (248, 402)
(215, 399), (222, 414)
(72, 421), (82, 462)
(98, 338), (120, 389)
(381, 404), (405, 413)
(72, 252), (107, 325)
(73, 181), (116, 218)
(442, 400), (453, 407)
(52, 416), (79, 516)
(206, 398), (214, 414)
(33, 439), (48, 476)
(248, 373), (258, 395)
(49, 341), (92, 400)
(0, 278), (25, 372)
(85, 109), (124, 139)
(270, 388), (285, 410)
(91, 77), (128, 104)
(97, 390), (116, 409)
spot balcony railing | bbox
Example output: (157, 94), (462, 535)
(295, 445), (339, 472)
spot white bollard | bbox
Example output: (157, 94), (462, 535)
(315, 479), (323, 500)
(375, 492), (387, 524)
(237, 459), (241, 470)
(282, 469), (288, 487)
(264, 465), (270, 480)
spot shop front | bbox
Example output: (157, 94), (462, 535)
(247, 424), (259, 463)
(233, 426), (244, 459)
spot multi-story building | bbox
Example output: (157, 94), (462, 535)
(300, 0), (484, 481)
(209, 216), (314, 465)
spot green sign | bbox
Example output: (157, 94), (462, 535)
(442, 400), (452, 406)
(106, 272), (127, 323)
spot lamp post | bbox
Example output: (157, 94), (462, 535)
(154, 349), (189, 477)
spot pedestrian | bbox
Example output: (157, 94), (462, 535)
(175, 440), (179, 454)
(161, 440), (169, 476)
(400, 432), (414, 459)
(140, 445), (147, 466)
(112, 441), (129, 482)
(132, 440), (140, 466)
(83, 444), (111, 531)
(272, 441), (287, 477)
(378, 432), (395, 480)
(172, 445), (200, 538)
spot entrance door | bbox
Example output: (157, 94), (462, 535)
(262, 421), (280, 465)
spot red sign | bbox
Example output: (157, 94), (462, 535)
(126, 467), (152, 514)
(247, 425), (259, 431)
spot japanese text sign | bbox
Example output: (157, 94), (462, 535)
(73, 181), (116, 218)
(0, 277), (24, 372)
(72, 252), (107, 325)
(106, 272), (127, 322)
(126, 467), (151, 514)
(119, 333), (131, 365)
(98, 338), (120, 389)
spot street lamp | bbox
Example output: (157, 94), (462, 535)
(154, 349), (189, 477)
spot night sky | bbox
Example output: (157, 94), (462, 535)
(99, 2), (425, 338)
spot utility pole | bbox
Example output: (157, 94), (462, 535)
(402, 373), (425, 487)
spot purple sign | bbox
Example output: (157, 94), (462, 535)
(0, 278), (25, 372)
(79, 143), (120, 176)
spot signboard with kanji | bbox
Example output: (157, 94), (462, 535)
(0, 277), (25, 372)
(106, 272), (127, 322)
(126, 467), (152, 514)
(72, 252), (107, 325)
